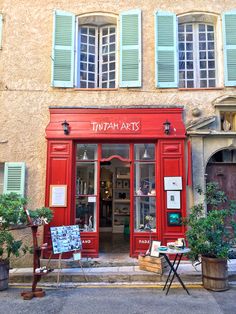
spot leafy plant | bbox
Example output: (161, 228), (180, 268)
(0, 193), (53, 263)
(184, 182), (236, 261)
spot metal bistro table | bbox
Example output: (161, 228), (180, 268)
(159, 247), (191, 295)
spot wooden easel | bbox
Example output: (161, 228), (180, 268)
(21, 209), (53, 300)
(56, 250), (88, 287)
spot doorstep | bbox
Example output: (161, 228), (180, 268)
(9, 259), (236, 285)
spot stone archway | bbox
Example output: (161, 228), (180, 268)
(206, 148), (236, 201)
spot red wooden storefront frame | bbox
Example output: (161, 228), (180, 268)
(44, 108), (187, 258)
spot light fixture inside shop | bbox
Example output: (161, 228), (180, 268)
(82, 146), (89, 160)
(61, 120), (70, 135)
(142, 144), (151, 159)
(163, 120), (171, 135)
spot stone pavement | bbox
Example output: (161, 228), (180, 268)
(9, 257), (236, 287)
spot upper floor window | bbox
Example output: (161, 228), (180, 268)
(155, 11), (236, 88)
(78, 24), (116, 88)
(178, 23), (216, 88)
(51, 10), (141, 89)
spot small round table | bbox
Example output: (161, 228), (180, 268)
(158, 247), (191, 295)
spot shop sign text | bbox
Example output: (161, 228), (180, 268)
(91, 120), (141, 133)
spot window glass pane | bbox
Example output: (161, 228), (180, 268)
(89, 54), (95, 63)
(186, 24), (192, 32)
(76, 196), (96, 232)
(80, 53), (87, 61)
(102, 72), (108, 81)
(88, 64), (95, 72)
(109, 81), (115, 88)
(81, 44), (87, 52)
(102, 64), (108, 72)
(208, 61), (215, 68)
(200, 70), (207, 78)
(88, 82), (95, 88)
(209, 79), (215, 87)
(186, 33), (193, 41)
(187, 62), (193, 69)
(102, 28), (108, 36)
(109, 53), (115, 61)
(110, 44), (115, 52)
(80, 62), (87, 71)
(199, 52), (206, 60)
(110, 27), (115, 33)
(200, 80), (207, 87)
(89, 36), (95, 45)
(207, 25), (214, 32)
(80, 81), (86, 88)
(109, 72), (115, 80)
(110, 34), (115, 42)
(199, 24), (205, 31)
(76, 163), (96, 195)
(187, 71), (193, 79)
(134, 162), (155, 196)
(110, 62), (115, 71)
(89, 45), (95, 54)
(134, 144), (155, 161)
(209, 70), (215, 78)
(81, 35), (87, 43)
(81, 28), (87, 34)
(187, 80), (194, 88)
(88, 73), (95, 81)
(80, 71), (87, 80)
(199, 33), (206, 40)
(102, 144), (129, 159)
(207, 33), (214, 40)
(77, 144), (98, 160)
(199, 42), (206, 50)
(134, 197), (156, 232)
(89, 28), (95, 36)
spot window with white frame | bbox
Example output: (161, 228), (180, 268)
(178, 22), (216, 88)
(78, 24), (116, 88)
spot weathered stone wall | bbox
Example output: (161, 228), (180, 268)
(1, 0), (236, 266)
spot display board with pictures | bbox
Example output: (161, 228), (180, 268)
(50, 225), (82, 254)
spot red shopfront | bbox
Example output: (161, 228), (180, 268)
(44, 107), (187, 258)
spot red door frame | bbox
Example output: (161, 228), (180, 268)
(45, 108), (187, 258)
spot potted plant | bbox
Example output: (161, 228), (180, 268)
(184, 182), (236, 291)
(0, 193), (53, 290)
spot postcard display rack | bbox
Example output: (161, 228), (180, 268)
(113, 168), (130, 233)
(21, 209), (53, 300)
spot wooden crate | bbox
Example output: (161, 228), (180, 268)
(138, 255), (168, 274)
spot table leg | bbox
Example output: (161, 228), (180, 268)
(163, 254), (178, 291)
(163, 254), (190, 295)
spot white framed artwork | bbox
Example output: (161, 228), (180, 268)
(167, 191), (181, 209)
(164, 177), (182, 190)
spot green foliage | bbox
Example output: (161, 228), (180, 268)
(184, 182), (236, 260)
(0, 193), (53, 262)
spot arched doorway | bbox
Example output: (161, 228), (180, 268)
(206, 148), (236, 201)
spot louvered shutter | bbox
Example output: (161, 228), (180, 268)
(155, 11), (178, 88)
(120, 9), (141, 87)
(0, 14), (2, 49)
(223, 10), (236, 86)
(3, 163), (26, 197)
(51, 10), (75, 87)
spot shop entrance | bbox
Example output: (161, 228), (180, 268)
(99, 159), (130, 254)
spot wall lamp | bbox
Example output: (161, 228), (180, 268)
(62, 120), (70, 135)
(163, 120), (171, 135)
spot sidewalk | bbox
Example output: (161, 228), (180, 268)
(9, 259), (236, 287)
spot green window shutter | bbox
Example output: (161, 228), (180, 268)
(155, 11), (177, 88)
(3, 162), (26, 197)
(223, 10), (236, 86)
(0, 14), (2, 49)
(51, 10), (75, 88)
(120, 9), (141, 87)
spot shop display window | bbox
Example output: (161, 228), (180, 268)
(75, 144), (98, 232)
(133, 144), (156, 232)
(101, 144), (129, 159)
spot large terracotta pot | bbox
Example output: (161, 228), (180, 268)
(202, 256), (229, 291)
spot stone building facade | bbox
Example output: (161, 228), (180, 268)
(0, 1), (236, 264)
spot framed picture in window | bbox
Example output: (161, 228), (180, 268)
(167, 212), (182, 226)
(150, 241), (161, 257)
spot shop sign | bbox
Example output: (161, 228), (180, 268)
(90, 120), (141, 133)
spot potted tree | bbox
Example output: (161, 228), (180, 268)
(0, 193), (53, 290)
(184, 182), (236, 291)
